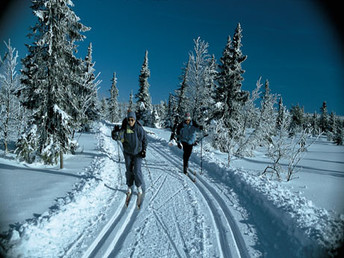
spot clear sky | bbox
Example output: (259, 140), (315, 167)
(1, 0), (343, 115)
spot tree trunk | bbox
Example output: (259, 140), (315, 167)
(60, 150), (63, 169)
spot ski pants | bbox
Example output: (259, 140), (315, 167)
(182, 142), (193, 172)
(124, 153), (143, 188)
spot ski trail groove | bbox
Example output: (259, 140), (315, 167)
(153, 210), (185, 258)
(81, 196), (138, 258)
(149, 137), (248, 258)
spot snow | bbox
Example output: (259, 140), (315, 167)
(0, 122), (343, 257)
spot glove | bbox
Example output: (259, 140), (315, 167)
(111, 130), (118, 140)
(113, 125), (121, 132)
(177, 142), (182, 149)
(111, 125), (121, 140)
(140, 150), (146, 158)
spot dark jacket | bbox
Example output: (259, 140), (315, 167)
(114, 118), (147, 156)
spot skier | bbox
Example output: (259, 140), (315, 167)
(112, 111), (147, 207)
(168, 115), (179, 144)
(176, 112), (202, 174)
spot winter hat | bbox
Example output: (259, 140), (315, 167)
(127, 111), (136, 120)
(184, 112), (191, 120)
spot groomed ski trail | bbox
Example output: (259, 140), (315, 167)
(75, 124), (250, 258)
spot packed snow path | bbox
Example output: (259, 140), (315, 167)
(73, 133), (249, 257)
(64, 123), (312, 258)
(3, 122), (339, 257)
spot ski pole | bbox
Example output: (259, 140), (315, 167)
(144, 158), (154, 189)
(201, 136), (203, 175)
(117, 141), (123, 185)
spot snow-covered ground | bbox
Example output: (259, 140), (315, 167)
(0, 121), (343, 257)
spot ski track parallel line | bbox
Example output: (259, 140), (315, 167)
(81, 197), (126, 258)
(149, 138), (246, 258)
(195, 174), (250, 258)
(153, 210), (184, 258)
(104, 197), (138, 258)
(149, 141), (227, 256)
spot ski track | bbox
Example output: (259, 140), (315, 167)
(149, 140), (249, 258)
(73, 124), (250, 258)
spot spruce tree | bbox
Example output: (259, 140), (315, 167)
(73, 42), (100, 132)
(166, 93), (177, 128)
(276, 97), (286, 130)
(18, 0), (89, 166)
(175, 57), (191, 120)
(289, 104), (305, 135)
(109, 72), (119, 123)
(136, 50), (153, 125)
(128, 90), (134, 111)
(319, 101), (329, 133)
(213, 23), (249, 152)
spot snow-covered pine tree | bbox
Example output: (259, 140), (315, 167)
(333, 118), (344, 145)
(156, 100), (167, 128)
(108, 72), (119, 123)
(187, 37), (213, 126)
(327, 112), (336, 141)
(319, 101), (329, 133)
(18, 0), (89, 166)
(128, 90), (134, 112)
(100, 97), (108, 120)
(136, 50), (153, 126)
(151, 106), (160, 128)
(213, 23), (249, 151)
(0, 39), (22, 154)
(203, 54), (218, 127)
(289, 104), (305, 136)
(310, 112), (320, 136)
(175, 57), (191, 120)
(276, 97), (286, 131)
(166, 93), (177, 128)
(73, 42), (100, 133)
(258, 79), (277, 141)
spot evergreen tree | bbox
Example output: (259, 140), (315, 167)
(187, 37), (214, 126)
(74, 42), (100, 132)
(136, 50), (153, 125)
(128, 90), (134, 111)
(175, 57), (191, 120)
(276, 97), (286, 131)
(213, 23), (249, 152)
(319, 101), (329, 133)
(0, 39), (22, 153)
(289, 104), (305, 135)
(310, 112), (320, 136)
(108, 72), (119, 123)
(100, 97), (108, 120)
(18, 0), (89, 166)
(258, 79), (277, 140)
(166, 93), (177, 128)
(334, 119), (344, 145)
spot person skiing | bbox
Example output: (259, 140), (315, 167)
(168, 115), (179, 145)
(112, 111), (147, 207)
(176, 112), (201, 174)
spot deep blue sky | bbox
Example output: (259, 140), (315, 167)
(1, 0), (343, 115)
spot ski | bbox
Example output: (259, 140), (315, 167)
(125, 192), (132, 207)
(137, 193), (143, 209)
(185, 169), (196, 183)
